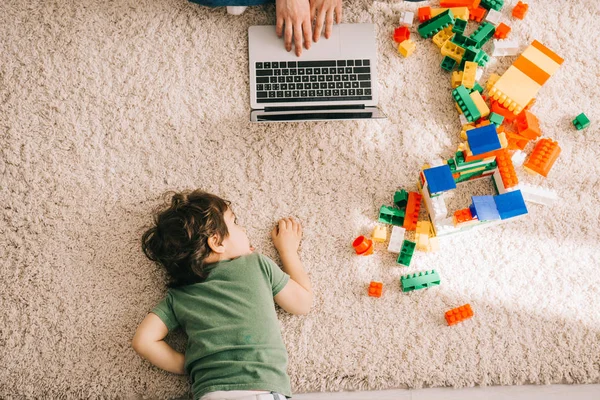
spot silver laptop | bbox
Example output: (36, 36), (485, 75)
(248, 24), (386, 122)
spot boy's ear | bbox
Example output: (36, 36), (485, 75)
(207, 234), (225, 254)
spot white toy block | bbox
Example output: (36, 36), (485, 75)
(475, 68), (484, 81)
(434, 217), (459, 236)
(430, 194), (448, 221)
(511, 150), (527, 167)
(485, 9), (502, 25)
(518, 183), (559, 206)
(399, 11), (414, 27)
(429, 159), (444, 167)
(459, 113), (469, 126)
(492, 39), (519, 57)
(387, 226), (406, 253)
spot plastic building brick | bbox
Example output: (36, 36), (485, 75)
(453, 208), (476, 226)
(423, 165), (457, 195)
(441, 0), (479, 6)
(433, 26), (454, 48)
(486, 73), (500, 91)
(353, 236), (374, 255)
(517, 183), (559, 206)
(491, 39), (519, 56)
(452, 71), (464, 88)
(489, 112), (504, 126)
(372, 224), (387, 243)
(461, 61), (477, 89)
(400, 11), (414, 27)
(523, 138), (561, 177)
(480, 0), (503, 11)
(397, 240), (416, 266)
(398, 39), (416, 57)
(469, 6), (486, 22)
(401, 270), (441, 292)
(494, 148), (519, 190)
(471, 195), (500, 221)
(484, 8), (501, 25)
(453, 85), (481, 122)
(516, 110), (541, 140)
(393, 26), (410, 43)
(430, 193), (448, 221)
(467, 124), (501, 155)
(403, 192), (423, 231)
(511, 149), (526, 167)
(441, 56), (458, 72)
(504, 130), (529, 150)
(470, 22), (496, 48)
(416, 220), (432, 236)
(494, 190), (528, 219)
(573, 113), (590, 130)
(416, 232), (430, 251)
(379, 205), (405, 226)
(418, 9), (455, 39)
(368, 281), (383, 297)
(445, 304), (474, 325)
(441, 40), (466, 63)
(418, 6), (432, 23)
(431, 7), (469, 20)
(490, 100), (517, 122)
(469, 90), (490, 118)
(388, 225), (406, 253)
(494, 22), (511, 39)
(394, 189), (409, 209)
(451, 33), (477, 49)
(512, 1), (528, 19)
(452, 18), (467, 34)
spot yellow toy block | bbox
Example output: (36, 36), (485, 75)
(451, 71), (464, 89)
(461, 61), (477, 89)
(372, 224), (387, 242)
(460, 124), (475, 141)
(433, 26), (454, 48)
(521, 46), (562, 76)
(398, 39), (416, 57)
(441, 40), (465, 63)
(416, 221), (432, 236)
(498, 131), (508, 148)
(428, 237), (440, 252)
(486, 73), (500, 92)
(416, 233), (430, 251)
(469, 91), (490, 118)
(489, 66), (541, 114)
(431, 7), (469, 20)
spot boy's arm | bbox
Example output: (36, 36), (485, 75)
(275, 251), (313, 315)
(132, 313), (186, 375)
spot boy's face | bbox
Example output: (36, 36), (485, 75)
(221, 208), (253, 258)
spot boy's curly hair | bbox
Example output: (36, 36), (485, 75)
(141, 190), (231, 288)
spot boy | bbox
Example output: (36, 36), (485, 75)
(132, 190), (312, 400)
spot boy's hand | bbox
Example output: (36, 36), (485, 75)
(271, 218), (303, 256)
(310, 0), (342, 41)
(276, 0), (312, 56)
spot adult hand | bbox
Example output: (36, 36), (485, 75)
(276, 0), (312, 57)
(310, 0), (342, 42)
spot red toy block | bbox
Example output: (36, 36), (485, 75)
(418, 6), (432, 23)
(524, 138), (561, 177)
(445, 304), (474, 326)
(490, 100), (517, 122)
(393, 26), (411, 43)
(469, 6), (486, 22)
(494, 148), (519, 189)
(403, 192), (422, 231)
(368, 281), (383, 298)
(493, 22), (511, 39)
(512, 1), (528, 19)
(454, 208), (475, 224)
(441, 0), (479, 7)
(353, 235), (374, 255)
(516, 110), (541, 140)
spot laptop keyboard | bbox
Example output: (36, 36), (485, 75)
(254, 59), (373, 103)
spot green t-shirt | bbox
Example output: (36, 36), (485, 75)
(151, 252), (291, 399)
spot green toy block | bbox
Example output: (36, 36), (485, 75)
(447, 158), (457, 172)
(471, 82), (484, 94)
(452, 18), (467, 34)
(418, 9), (455, 39)
(489, 112), (504, 126)
(441, 56), (457, 72)
(460, 46), (490, 68)
(452, 85), (481, 122)
(573, 113), (590, 130)
(394, 190), (409, 209)
(400, 270), (441, 292)
(396, 240), (416, 266)
(379, 205), (405, 226)
(480, 0), (504, 11)
(470, 22), (496, 49)
(452, 33), (477, 49)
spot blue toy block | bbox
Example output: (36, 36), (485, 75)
(493, 190), (528, 219)
(471, 195), (500, 221)
(423, 165), (457, 195)
(467, 125), (501, 156)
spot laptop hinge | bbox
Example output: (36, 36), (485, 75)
(263, 104), (366, 112)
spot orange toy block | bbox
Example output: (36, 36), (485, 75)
(445, 304), (474, 326)
(504, 130), (530, 151)
(454, 208), (475, 225)
(494, 22), (511, 39)
(512, 1), (528, 19)
(368, 281), (383, 298)
(490, 100), (517, 123)
(469, 6), (486, 22)
(494, 148), (519, 189)
(418, 6), (432, 22)
(516, 110), (541, 140)
(353, 236), (374, 255)
(403, 192), (422, 231)
(393, 26), (410, 43)
(524, 138), (561, 177)
(441, 0), (479, 6)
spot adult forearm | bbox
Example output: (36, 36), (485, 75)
(280, 251), (312, 294)
(136, 340), (186, 375)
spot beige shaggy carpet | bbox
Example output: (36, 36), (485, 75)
(1, 0), (599, 398)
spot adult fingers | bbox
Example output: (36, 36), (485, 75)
(335, 0), (342, 24)
(314, 8), (326, 42)
(293, 22), (303, 56)
(325, 8), (334, 39)
(302, 18), (312, 49)
(276, 15), (284, 37)
(284, 19), (293, 52)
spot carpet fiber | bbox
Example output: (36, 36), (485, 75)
(1, 0), (599, 398)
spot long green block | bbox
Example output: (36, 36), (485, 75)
(452, 33), (477, 49)
(397, 240), (416, 266)
(379, 205), (405, 226)
(452, 85), (481, 122)
(480, 0), (504, 11)
(394, 190), (409, 209)
(401, 270), (441, 292)
(470, 22), (496, 49)
(418, 9), (455, 39)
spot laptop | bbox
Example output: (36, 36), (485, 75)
(248, 23), (386, 122)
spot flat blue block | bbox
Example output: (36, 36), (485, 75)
(467, 125), (501, 156)
(494, 190), (528, 220)
(423, 165), (457, 195)
(471, 195), (500, 221)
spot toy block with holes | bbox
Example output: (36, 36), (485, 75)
(573, 113), (590, 130)
(492, 39), (519, 56)
(353, 236), (374, 255)
(418, 9), (456, 38)
(485, 8), (501, 25)
(470, 22), (496, 48)
(453, 85), (482, 122)
(445, 304), (474, 325)
(372, 224), (387, 243)
(452, 18), (467, 34)
(523, 138), (561, 177)
(462, 61), (478, 89)
(401, 270), (441, 292)
(433, 25), (455, 48)
(403, 192), (423, 230)
(516, 110), (541, 140)
(454, 208), (477, 227)
(388, 225), (406, 253)
(400, 11), (415, 27)
(452, 71), (464, 88)
(418, 6), (432, 22)
(432, 7), (470, 21)
(394, 189), (409, 209)
(493, 148), (519, 192)
(393, 26), (410, 43)
(441, 40), (466, 63)
(368, 281), (383, 298)
(398, 39), (416, 57)
(480, 0), (503, 11)
(379, 205), (405, 226)
(493, 22), (511, 38)
(469, 6), (486, 22)
(397, 240), (416, 266)
(512, 1), (528, 19)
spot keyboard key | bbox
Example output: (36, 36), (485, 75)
(349, 89), (356, 95)
(285, 90), (292, 97)
(337, 60), (346, 66)
(334, 75), (341, 81)
(329, 67), (336, 74)
(282, 69), (289, 75)
(277, 91), (283, 97)
(272, 62), (279, 68)
(290, 69), (297, 75)
(314, 68), (321, 74)
(257, 91), (267, 98)
(286, 76), (293, 83)
(257, 84), (264, 91)
(310, 75), (317, 82)
(257, 77), (269, 83)
(333, 89), (340, 96)
(270, 77), (277, 83)
(288, 61), (297, 67)
(279, 62), (287, 68)
(294, 76), (301, 82)
(347, 60), (354, 66)
(341, 89), (348, 96)
(357, 89), (363, 95)
(342, 75), (349, 81)
(289, 83), (295, 90)
(318, 75), (325, 81)
(274, 69), (281, 76)
(257, 69), (273, 76)
(355, 60), (362, 66)
(345, 67), (352, 74)
(264, 62), (271, 68)
(337, 68), (344, 74)
(304, 83), (311, 89)
(272, 84), (279, 90)
(298, 60), (336, 67)
(298, 69), (305, 75)
(293, 90), (299, 97)
(357, 74), (370, 81)
(306, 68), (313, 74)
(350, 74), (357, 81)
(326, 75), (333, 81)
(354, 67), (370, 74)
(312, 83), (319, 89)
(302, 76), (309, 82)
(363, 60), (370, 65)
(301, 90), (308, 97)
(352, 81), (359, 88)
(256, 62), (263, 69)
(269, 91), (276, 97)
(365, 89), (371, 95)
(360, 81), (371, 88)
(317, 90), (324, 96)
(278, 77), (285, 83)
(309, 90), (315, 96)
(344, 82), (351, 88)
(265, 84), (271, 90)
(281, 84), (287, 90)
(328, 82), (335, 89)
(320, 82), (327, 89)
(325, 90), (332, 96)
(336, 82), (343, 88)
